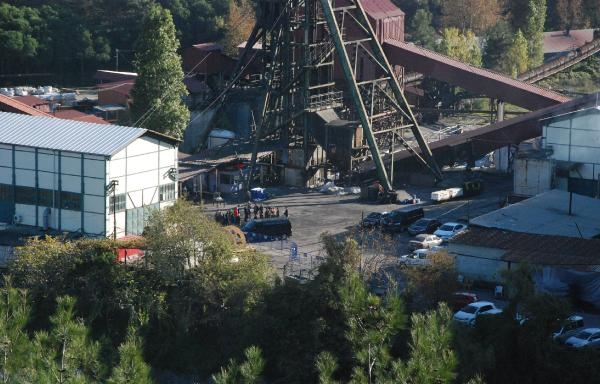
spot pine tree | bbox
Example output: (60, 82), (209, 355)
(504, 30), (529, 77)
(130, 4), (189, 139)
(0, 280), (32, 383)
(106, 328), (154, 384)
(212, 345), (265, 384)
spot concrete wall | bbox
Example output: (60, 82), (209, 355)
(513, 157), (553, 196)
(449, 243), (509, 283)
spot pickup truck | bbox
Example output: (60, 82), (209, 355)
(453, 301), (502, 326)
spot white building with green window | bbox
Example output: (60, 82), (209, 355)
(0, 112), (179, 238)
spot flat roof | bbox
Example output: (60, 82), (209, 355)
(470, 189), (600, 239)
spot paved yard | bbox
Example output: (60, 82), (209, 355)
(205, 171), (514, 277)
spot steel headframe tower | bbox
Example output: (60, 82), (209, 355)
(237, 0), (442, 192)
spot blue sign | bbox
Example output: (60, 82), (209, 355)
(290, 242), (299, 262)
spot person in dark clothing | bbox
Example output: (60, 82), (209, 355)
(284, 207), (288, 218)
(276, 207), (280, 217)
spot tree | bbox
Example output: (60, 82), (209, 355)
(440, 0), (501, 34)
(107, 328), (154, 384)
(212, 345), (265, 384)
(437, 28), (482, 67)
(482, 21), (513, 71)
(503, 29), (529, 77)
(130, 3), (189, 138)
(555, 0), (585, 31)
(221, 0), (256, 57)
(338, 271), (406, 383)
(510, 0), (547, 68)
(409, 8), (437, 49)
(0, 279), (32, 383)
(30, 296), (102, 383)
(394, 303), (458, 384)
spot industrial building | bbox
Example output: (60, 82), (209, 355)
(0, 112), (179, 238)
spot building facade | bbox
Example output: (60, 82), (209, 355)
(541, 107), (600, 197)
(0, 112), (178, 238)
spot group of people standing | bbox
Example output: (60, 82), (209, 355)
(214, 203), (289, 226)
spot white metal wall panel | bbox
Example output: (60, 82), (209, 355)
(127, 136), (159, 157)
(142, 186), (159, 205)
(571, 129), (600, 148)
(61, 175), (81, 193)
(159, 147), (176, 168)
(37, 171), (56, 189)
(37, 152), (57, 172)
(84, 194), (105, 214)
(15, 169), (35, 187)
(573, 113), (600, 128)
(0, 165), (11, 184)
(576, 163), (596, 179)
(548, 119), (571, 128)
(127, 171), (158, 191)
(0, 147), (11, 167)
(84, 212), (105, 235)
(15, 204), (35, 226)
(570, 146), (600, 163)
(550, 144), (569, 161)
(61, 154), (81, 176)
(60, 210), (80, 232)
(83, 157), (105, 177)
(545, 126), (570, 145)
(14, 148), (35, 168)
(109, 158), (127, 178)
(126, 190), (143, 209)
(127, 152), (159, 174)
(84, 178), (105, 196)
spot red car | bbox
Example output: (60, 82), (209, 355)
(451, 292), (479, 311)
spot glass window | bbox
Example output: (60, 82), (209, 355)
(60, 191), (82, 211)
(39, 189), (54, 206)
(0, 184), (13, 201)
(159, 183), (175, 202)
(109, 193), (126, 213)
(14, 186), (36, 204)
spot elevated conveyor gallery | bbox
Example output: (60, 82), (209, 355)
(383, 40), (571, 111)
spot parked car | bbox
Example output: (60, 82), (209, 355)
(434, 222), (468, 240)
(381, 206), (424, 233)
(450, 292), (479, 312)
(361, 211), (388, 228)
(407, 218), (442, 236)
(453, 301), (502, 326)
(408, 234), (443, 250)
(553, 315), (585, 344)
(399, 248), (431, 267)
(565, 328), (600, 348)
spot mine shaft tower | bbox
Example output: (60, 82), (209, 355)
(236, 0), (442, 192)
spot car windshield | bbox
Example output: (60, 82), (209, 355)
(242, 222), (255, 231)
(439, 224), (455, 231)
(461, 305), (478, 314)
(577, 331), (592, 339)
(366, 213), (380, 219)
(413, 219), (428, 226)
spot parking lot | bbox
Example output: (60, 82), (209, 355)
(205, 169), (600, 328)
(206, 170), (512, 276)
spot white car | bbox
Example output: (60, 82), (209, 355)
(565, 328), (600, 348)
(453, 301), (502, 326)
(434, 222), (468, 240)
(408, 234), (443, 250)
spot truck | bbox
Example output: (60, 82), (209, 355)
(430, 179), (483, 202)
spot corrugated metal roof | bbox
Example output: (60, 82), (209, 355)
(0, 112), (146, 156)
(361, 0), (404, 20)
(0, 95), (53, 117)
(452, 227), (600, 269)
